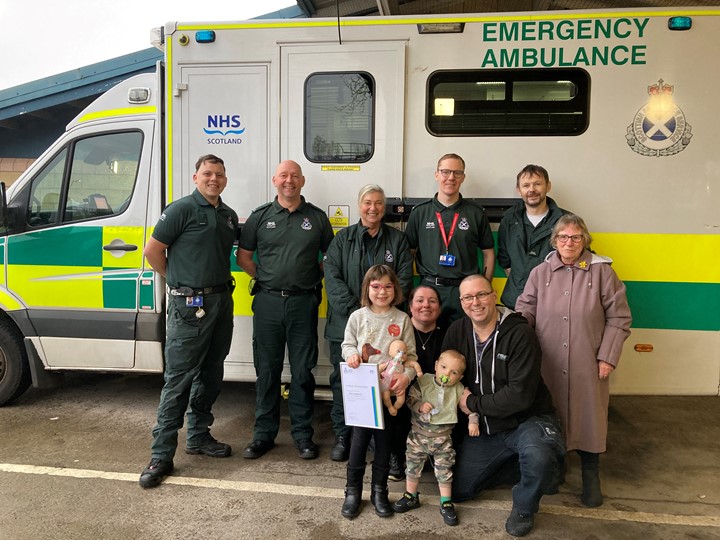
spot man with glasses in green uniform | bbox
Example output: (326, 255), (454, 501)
(238, 160), (334, 461)
(405, 153), (495, 326)
(139, 154), (238, 489)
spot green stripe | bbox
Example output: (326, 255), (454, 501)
(626, 281), (719, 332)
(9, 227), (103, 266)
(102, 271), (139, 309)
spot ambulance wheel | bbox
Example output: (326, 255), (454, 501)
(0, 317), (31, 406)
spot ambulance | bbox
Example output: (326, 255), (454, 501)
(0, 6), (718, 405)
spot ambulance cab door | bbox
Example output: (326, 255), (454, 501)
(4, 122), (155, 370)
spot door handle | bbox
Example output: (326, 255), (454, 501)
(103, 243), (138, 252)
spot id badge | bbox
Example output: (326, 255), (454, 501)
(186, 295), (204, 307)
(439, 253), (456, 267)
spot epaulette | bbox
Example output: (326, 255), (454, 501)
(410, 198), (433, 210)
(305, 200), (325, 213)
(251, 201), (274, 213)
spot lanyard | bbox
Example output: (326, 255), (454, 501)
(436, 211), (459, 254)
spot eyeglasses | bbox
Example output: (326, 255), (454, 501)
(438, 169), (465, 178)
(556, 234), (584, 244)
(370, 283), (395, 292)
(459, 291), (494, 304)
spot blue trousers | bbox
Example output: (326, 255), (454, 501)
(452, 414), (565, 515)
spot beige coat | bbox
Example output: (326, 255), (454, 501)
(516, 250), (631, 452)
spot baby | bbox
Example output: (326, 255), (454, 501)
(393, 349), (478, 526)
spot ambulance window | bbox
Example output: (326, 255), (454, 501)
(304, 72), (375, 162)
(64, 131), (143, 223)
(426, 68), (589, 136)
(27, 151), (67, 227)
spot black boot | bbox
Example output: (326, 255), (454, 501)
(341, 465), (365, 519)
(370, 484), (394, 517)
(341, 486), (362, 519)
(578, 451), (603, 507)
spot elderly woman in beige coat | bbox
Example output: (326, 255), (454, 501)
(515, 213), (631, 508)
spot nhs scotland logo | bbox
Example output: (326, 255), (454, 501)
(204, 115), (246, 145)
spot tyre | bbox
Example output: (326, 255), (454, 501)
(0, 317), (31, 406)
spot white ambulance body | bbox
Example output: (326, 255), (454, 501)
(0, 7), (717, 405)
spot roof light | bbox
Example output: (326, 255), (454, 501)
(417, 22), (464, 34)
(668, 16), (692, 30)
(128, 87), (151, 104)
(195, 30), (216, 43)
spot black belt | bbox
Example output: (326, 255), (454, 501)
(259, 286), (316, 297)
(169, 280), (232, 297)
(423, 276), (463, 287)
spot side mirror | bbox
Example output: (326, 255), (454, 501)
(0, 182), (7, 233)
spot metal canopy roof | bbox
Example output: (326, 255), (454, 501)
(301, 0), (720, 17)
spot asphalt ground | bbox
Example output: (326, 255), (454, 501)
(0, 373), (718, 539)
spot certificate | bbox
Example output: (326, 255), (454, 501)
(340, 362), (384, 430)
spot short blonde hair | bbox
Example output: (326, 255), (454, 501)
(357, 184), (385, 205)
(437, 349), (466, 372)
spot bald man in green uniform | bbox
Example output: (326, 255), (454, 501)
(238, 160), (334, 460)
(139, 154), (238, 489)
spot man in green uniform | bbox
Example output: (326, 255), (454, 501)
(139, 154), (238, 488)
(497, 164), (568, 309)
(238, 160), (334, 460)
(405, 153), (495, 325)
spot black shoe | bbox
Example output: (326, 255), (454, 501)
(138, 458), (173, 489)
(440, 501), (458, 526)
(370, 485), (394, 517)
(296, 438), (319, 460)
(388, 453), (405, 481)
(341, 486), (362, 519)
(505, 508), (534, 537)
(330, 435), (350, 462)
(393, 492), (420, 513)
(243, 439), (274, 459)
(185, 434), (232, 458)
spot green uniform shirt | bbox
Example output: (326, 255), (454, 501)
(152, 189), (238, 288)
(240, 196), (334, 290)
(405, 194), (494, 280)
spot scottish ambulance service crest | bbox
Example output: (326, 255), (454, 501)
(626, 79), (692, 157)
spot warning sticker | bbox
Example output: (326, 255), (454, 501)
(328, 205), (350, 229)
(321, 165), (361, 172)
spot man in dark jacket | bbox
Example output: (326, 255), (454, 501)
(443, 275), (565, 537)
(497, 164), (568, 309)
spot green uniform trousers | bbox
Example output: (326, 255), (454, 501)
(328, 340), (350, 439)
(151, 290), (234, 460)
(434, 283), (464, 327)
(251, 290), (319, 443)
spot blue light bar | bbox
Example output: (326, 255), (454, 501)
(668, 17), (692, 31)
(195, 30), (216, 43)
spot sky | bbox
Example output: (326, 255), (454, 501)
(0, 0), (295, 90)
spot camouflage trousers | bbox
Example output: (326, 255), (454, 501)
(405, 429), (456, 484)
